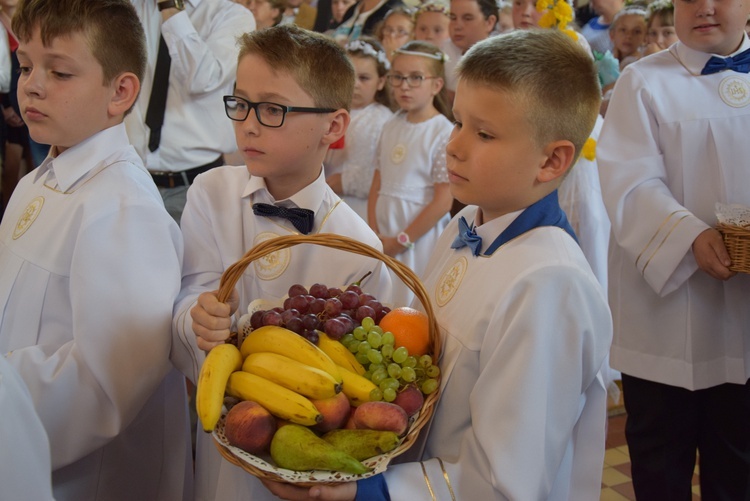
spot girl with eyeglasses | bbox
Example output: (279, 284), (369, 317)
(367, 41), (454, 306)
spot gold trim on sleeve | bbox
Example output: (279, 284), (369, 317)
(635, 210), (689, 269)
(641, 213), (690, 276)
(436, 457), (457, 501)
(420, 461), (437, 501)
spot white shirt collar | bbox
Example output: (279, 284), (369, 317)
(35, 123), (133, 192)
(242, 167), (328, 214)
(468, 206), (524, 244)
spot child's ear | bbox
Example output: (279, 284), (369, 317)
(321, 109), (350, 146)
(108, 72), (140, 118)
(537, 140), (575, 183)
(432, 76), (444, 95)
(377, 75), (386, 91)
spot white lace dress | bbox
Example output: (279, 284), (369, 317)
(325, 102), (393, 220)
(374, 111), (453, 305)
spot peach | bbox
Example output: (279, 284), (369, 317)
(311, 392), (351, 433)
(224, 401), (276, 454)
(343, 407), (359, 429)
(392, 384), (424, 418)
(353, 401), (408, 436)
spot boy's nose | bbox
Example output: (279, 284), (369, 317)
(240, 108), (262, 134)
(21, 69), (44, 98)
(695, 0), (716, 16)
(446, 128), (463, 159)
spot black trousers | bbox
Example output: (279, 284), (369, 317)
(621, 374), (750, 501)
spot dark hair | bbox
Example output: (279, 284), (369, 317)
(475, 0), (500, 21)
(458, 30), (600, 161)
(13, 0), (146, 86)
(237, 24), (355, 111)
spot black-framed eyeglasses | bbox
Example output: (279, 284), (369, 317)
(386, 74), (437, 88)
(223, 95), (336, 128)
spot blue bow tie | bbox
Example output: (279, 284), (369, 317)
(701, 48), (750, 75)
(451, 216), (482, 256)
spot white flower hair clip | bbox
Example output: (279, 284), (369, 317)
(345, 40), (391, 70)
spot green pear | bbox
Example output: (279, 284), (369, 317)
(322, 429), (401, 461)
(270, 424), (370, 474)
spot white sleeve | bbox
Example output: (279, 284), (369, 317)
(7, 204), (183, 470)
(171, 180), (224, 383)
(0, 27), (11, 94)
(162, 6), (255, 96)
(0, 355), (54, 501)
(597, 66), (708, 296)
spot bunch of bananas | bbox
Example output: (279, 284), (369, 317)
(196, 325), (378, 432)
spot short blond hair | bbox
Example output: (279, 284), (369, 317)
(237, 25), (354, 111)
(457, 30), (600, 161)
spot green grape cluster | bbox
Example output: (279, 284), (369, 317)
(340, 316), (440, 403)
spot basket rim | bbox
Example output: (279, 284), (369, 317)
(212, 233), (442, 482)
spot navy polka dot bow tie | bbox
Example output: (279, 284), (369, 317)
(252, 203), (315, 234)
(701, 48), (750, 75)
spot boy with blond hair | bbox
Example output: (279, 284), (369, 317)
(598, 0), (750, 496)
(0, 0), (190, 499)
(171, 24), (393, 500)
(265, 28), (612, 501)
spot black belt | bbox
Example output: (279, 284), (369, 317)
(150, 155), (224, 188)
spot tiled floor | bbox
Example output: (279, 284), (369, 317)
(600, 409), (701, 500)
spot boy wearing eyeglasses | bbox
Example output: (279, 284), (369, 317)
(170, 24), (394, 501)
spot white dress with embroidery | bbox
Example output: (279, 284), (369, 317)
(325, 102), (393, 220)
(374, 111), (453, 306)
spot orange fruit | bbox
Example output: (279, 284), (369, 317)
(378, 307), (431, 356)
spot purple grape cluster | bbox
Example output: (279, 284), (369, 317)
(249, 283), (391, 344)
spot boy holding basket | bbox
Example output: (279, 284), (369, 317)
(175, 25), (394, 500)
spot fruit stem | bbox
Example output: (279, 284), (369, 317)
(354, 271), (372, 286)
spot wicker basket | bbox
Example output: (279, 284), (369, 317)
(717, 223), (750, 274)
(212, 233), (442, 485)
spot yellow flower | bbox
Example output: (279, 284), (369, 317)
(536, 0), (552, 11)
(562, 28), (579, 40)
(553, 0), (573, 28)
(536, 0), (575, 31)
(582, 137), (596, 161)
(538, 11), (556, 28)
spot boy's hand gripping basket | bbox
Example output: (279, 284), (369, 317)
(716, 203), (750, 274)
(211, 233), (442, 485)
